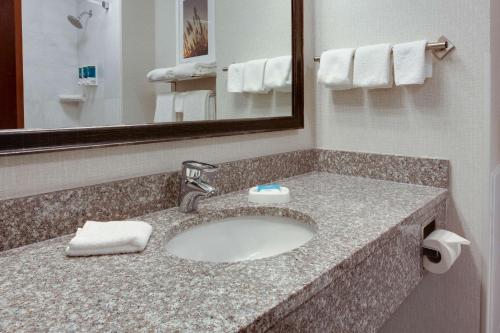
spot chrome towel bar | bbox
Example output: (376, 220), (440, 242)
(314, 36), (455, 62)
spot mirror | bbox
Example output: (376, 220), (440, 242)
(0, 0), (302, 155)
(17, 0), (292, 130)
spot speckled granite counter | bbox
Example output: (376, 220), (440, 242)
(0, 172), (447, 333)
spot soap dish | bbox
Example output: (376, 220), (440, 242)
(59, 94), (86, 103)
(248, 187), (291, 204)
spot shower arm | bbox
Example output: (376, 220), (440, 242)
(87, 0), (109, 10)
(79, 10), (93, 19)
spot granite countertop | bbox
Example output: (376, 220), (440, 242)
(0, 172), (447, 332)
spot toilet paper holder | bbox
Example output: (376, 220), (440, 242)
(421, 219), (471, 273)
(422, 247), (442, 263)
(422, 220), (441, 263)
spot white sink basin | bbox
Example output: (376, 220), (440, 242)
(165, 215), (317, 263)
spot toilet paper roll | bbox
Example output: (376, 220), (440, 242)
(423, 229), (471, 274)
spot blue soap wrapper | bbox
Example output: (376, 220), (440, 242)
(256, 184), (281, 192)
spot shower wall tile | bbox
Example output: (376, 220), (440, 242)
(21, 0), (123, 129)
(22, 0), (80, 129)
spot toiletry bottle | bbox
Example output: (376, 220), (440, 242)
(78, 67), (83, 85)
(88, 66), (97, 86)
(83, 66), (89, 86)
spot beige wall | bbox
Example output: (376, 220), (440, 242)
(122, 0), (157, 124)
(313, 0), (490, 332)
(154, 0), (176, 96)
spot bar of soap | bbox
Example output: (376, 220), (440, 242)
(256, 184), (282, 192)
(248, 186), (291, 204)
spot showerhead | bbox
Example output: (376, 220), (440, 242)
(67, 1), (109, 29)
(67, 10), (92, 29)
(67, 15), (83, 29)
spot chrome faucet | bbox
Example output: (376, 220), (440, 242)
(178, 161), (219, 213)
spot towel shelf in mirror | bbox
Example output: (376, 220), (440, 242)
(149, 73), (217, 84)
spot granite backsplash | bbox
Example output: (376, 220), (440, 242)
(0, 149), (449, 251)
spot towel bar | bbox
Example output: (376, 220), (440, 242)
(221, 37), (455, 72)
(314, 36), (455, 62)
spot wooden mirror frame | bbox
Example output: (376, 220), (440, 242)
(0, 0), (303, 156)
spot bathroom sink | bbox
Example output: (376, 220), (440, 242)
(165, 216), (317, 263)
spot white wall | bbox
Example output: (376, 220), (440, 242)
(313, 1), (490, 332)
(77, 0), (123, 127)
(22, 0), (81, 129)
(22, 0), (123, 129)
(216, 0), (292, 120)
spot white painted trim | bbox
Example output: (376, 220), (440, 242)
(489, 165), (500, 333)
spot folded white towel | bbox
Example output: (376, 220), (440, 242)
(154, 93), (176, 123)
(393, 40), (433, 86)
(227, 63), (245, 93)
(182, 90), (212, 121)
(175, 92), (187, 115)
(66, 221), (153, 257)
(173, 62), (217, 79)
(353, 44), (393, 89)
(208, 94), (216, 120)
(147, 68), (175, 82)
(264, 56), (292, 92)
(147, 62), (217, 82)
(317, 48), (355, 90)
(243, 59), (270, 94)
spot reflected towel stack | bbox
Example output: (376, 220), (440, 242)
(155, 91), (214, 123)
(147, 62), (217, 82)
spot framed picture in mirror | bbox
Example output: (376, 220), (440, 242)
(177, 0), (216, 64)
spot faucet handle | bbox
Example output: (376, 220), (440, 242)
(182, 161), (218, 181)
(182, 160), (217, 170)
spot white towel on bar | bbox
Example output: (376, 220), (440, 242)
(66, 221), (153, 257)
(393, 40), (433, 86)
(147, 62), (216, 82)
(227, 63), (245, 93)
(243, 59), (270, 94)
(264, 56), (292, 92)
(317, 48), (355, 90)
(180, 90), (212, 122)
(208, 94), (216, 120)
(154, 93), (176, 123)
(175, 92), (187, 115)
(353, 44), (393, 89)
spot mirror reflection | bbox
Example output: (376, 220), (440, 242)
(18, 0), (292, 130)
